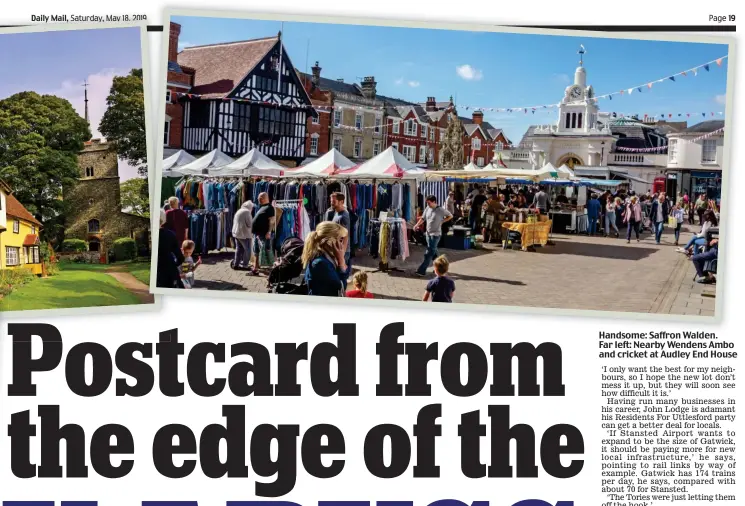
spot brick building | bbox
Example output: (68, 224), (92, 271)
(164, 22), (194, 154)
(299, 62), (333, 159)
(66, 139), (150, 254)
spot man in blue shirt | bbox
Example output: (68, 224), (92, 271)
(329, 192), (351, 288)
(586, 193), (602, 236)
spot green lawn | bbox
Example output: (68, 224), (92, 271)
(62, 260), (151, 285)
(0, 265), (142, 311)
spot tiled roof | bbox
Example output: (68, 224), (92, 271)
(23, 234), (39, 246)
(681, 120), (725, 134)
(5, 193), (42, 227)
(177, 36), (278, 98)
(299, 73), (361, 96)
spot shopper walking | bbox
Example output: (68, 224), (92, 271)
(649, 193), (670, 244)
(624, 195), (642, 243)
(586, 193), (601, 236)
(415, 195), (453, 276)
(231, 201), (254, 270)
(695, 194), (708, 225)
(329, 192), (351, 288)
(605, 197), (619, 237)
(250, 192), (275, 275)
(671, 202), (685, 245)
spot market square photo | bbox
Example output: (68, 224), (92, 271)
(0, 24), (155, 313)
(153, 11), (732, 318)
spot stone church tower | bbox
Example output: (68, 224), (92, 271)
(64, 84), (150, 256)
(65, 139), (149, 255)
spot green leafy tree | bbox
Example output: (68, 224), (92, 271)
(99, 68), (147, 176)
(120, 177), (150, 218)
(0, 92), (90, 244)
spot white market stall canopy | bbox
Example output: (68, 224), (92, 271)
(162, 150), (197, 175)
(347, 146), (425, 180)
(210, 148), (285, 177)
(285, 149), (357, 177)
(173, 149), (235, 176)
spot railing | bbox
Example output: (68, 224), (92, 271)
(611, 153), (646, 164)
(506, 151), (530, 160)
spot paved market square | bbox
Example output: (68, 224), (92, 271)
(190, 224), (716, 317)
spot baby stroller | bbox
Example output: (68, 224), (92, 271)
(267, 237), (308, 295)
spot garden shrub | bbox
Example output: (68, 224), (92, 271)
(61, 239), (87, 253)
(113, 238), (137, 262)
(0, 268), (35, 296)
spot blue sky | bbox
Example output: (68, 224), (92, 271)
(0, 27), (143, 180)
(174, 16), (730, 143)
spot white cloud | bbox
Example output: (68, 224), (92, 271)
(178, 41), (195, 50)
(552, 73), (570, 84)
(394, 77), (404, 86)
(52, 68), (128, 140)
(408, 81), (420, 88)
(50, 68), (141, 181)
(456, 64), (483, 81)
(715, 94), (727, 105)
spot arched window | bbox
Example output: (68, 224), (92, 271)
(571, 113), (577, 129)
(88, 219), (100, 233)
(565, 113), (570, 129)
(578, 113), (583, 129)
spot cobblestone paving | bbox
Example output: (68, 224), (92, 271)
(191, 224), (717, 317)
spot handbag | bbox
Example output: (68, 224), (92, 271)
(668, 216), (677, 228)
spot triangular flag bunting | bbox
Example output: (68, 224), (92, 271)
(693, 69), (698, 76)
(702, 113), (706, 117)
(628, 88), (633, 94)
(647, 83), (653, 89)
(687, 113), (690, 117)
(704, 64), (710, 71)
(716, 58), (723, 66)
(637, 87), (642, 93)
(682, 71), (687, 76)
(668, 114), (672, 118)
(669, 76), (675, 82)
(609, 95), (612, 100)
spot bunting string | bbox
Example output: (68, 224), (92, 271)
(174, 55), (728, 117)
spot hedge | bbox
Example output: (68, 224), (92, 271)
(112, 238), (137, 262)
(61, 239), (87, 253)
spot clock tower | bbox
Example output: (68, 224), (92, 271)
(558, 45), (598, 134)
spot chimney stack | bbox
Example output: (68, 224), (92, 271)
(361, 76), (377, 99)
(426, 96), (437, 112)
(311, 61), (322, 87)
(472, 110), (484, 125)
(169, 22), (181, 63)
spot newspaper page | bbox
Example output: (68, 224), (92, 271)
(0, 1), (738, 506)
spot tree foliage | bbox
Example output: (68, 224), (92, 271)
(0, 92), (90, 243)
(99, 68), (147, 176)
(120, 177), (150, 218)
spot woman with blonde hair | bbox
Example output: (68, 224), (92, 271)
(303, 221), (349, 297)
(623, 195), (642, 243)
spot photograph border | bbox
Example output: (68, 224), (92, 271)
(0, 21), (161, 319)
(150, 8), (736, 322)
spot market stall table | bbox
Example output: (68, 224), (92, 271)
(501, 219), (553, 251)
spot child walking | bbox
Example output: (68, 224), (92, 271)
(346, 271), (374, 299)
(672, 203), (685, 246)
(180, 240), (202, 289)
(422, 255), (455, 303)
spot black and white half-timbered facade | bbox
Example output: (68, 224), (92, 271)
(176, 33), (316, 166)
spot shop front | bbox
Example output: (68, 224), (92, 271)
(667, 170), (722, 204)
